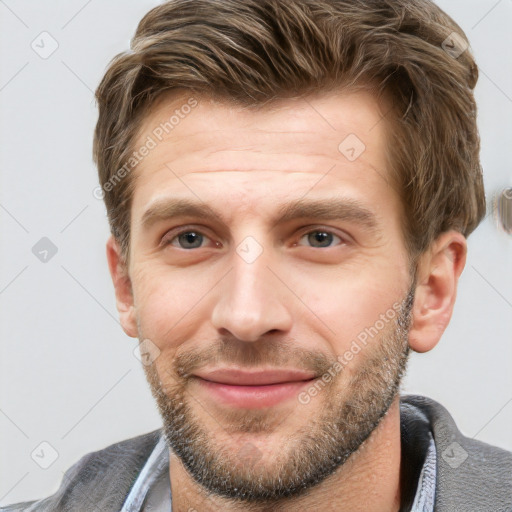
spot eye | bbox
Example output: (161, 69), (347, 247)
(161, 227), (346, 250)
(162, 229), (217, 250)
(296, 228), (345, 248)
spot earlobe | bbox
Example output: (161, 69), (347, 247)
(106, 236), (138, 338)
(408, 231), (467, 353)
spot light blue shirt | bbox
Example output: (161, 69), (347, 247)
(121, 434), (171, 511)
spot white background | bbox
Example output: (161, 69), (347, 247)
(1, 0), (511, 505)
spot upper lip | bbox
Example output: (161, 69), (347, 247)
(193, 368), (317, 385)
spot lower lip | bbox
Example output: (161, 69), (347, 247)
(195, 377), (315, 409)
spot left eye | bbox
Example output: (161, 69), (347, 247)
(297, 230), (344, 248)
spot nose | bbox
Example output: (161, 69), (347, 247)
(210, 243), (293, 342)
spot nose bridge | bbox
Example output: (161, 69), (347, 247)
(211, 235), (292, 342)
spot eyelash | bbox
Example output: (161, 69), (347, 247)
(160, 226), (348, 249)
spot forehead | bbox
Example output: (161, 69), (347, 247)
(129, 89), (398, 223)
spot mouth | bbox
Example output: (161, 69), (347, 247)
(191, 368), (317, 409)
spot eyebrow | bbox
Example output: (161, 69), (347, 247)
(140, 197), (382, 236)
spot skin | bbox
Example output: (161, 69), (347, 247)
(107, 89), (467, 511)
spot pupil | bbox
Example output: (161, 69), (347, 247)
(180, 232), (201, 248)
(310, 231), (331, 247)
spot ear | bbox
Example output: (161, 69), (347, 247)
(408, 230), (467, 353)
(106, 235), (138, 338)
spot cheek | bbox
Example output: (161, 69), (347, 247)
(131, 266), (203, 345)
(303, 264), (399, 346)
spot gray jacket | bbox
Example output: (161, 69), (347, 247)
(2, 395), (511, 511)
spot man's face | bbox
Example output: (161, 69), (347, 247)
(125, 90), (415, 502)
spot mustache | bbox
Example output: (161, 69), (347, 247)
(173, 338), (335, 380)
(163, 286), (417, 382)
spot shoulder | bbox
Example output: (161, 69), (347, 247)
(402, 394), (512, 511)
(0, 429), (163, 512)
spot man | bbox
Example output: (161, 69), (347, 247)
(3, 0), (511, 510)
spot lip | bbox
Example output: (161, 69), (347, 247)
(191, 368), (317, 409)
(193, 368), (317, 385)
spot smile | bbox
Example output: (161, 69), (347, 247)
(192, 370), (317, 409)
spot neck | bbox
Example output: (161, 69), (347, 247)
(169, 396), (402, 512)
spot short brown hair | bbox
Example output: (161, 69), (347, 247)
(93, 0), (485, 268)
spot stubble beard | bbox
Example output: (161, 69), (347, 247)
(141, 283), (415, 506)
